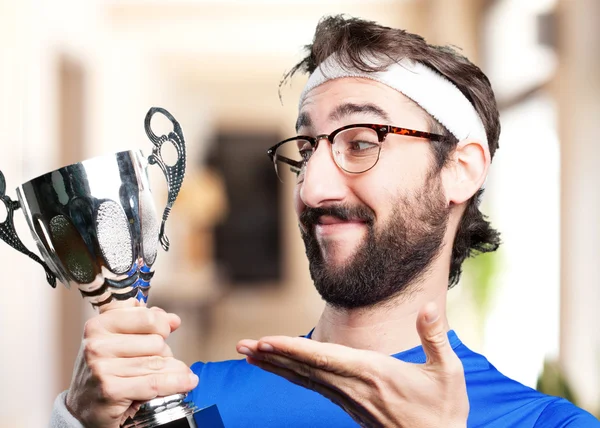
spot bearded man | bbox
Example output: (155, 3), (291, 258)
(51, 15), (598, 427)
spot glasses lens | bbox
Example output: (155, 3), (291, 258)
(273, 139), (312, 183)
(333, 127), (381, 173)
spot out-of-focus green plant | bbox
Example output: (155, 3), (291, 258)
(536, 360), (600, 419)
(459, 216), (598, 418)
(536, 359), (577, 404)
(461, 249), (501, 338)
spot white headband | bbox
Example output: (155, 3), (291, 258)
(299, 55), (489, 149)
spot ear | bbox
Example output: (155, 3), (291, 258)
(441, 139), (490, 205)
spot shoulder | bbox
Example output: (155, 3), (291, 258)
(450, 337), (598, 427)
(535, 398), (599, 427)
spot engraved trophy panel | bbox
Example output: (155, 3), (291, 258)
(16, 150), (159, 307)
(0, 107), (223, 428)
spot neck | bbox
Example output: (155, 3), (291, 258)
(311, 275), (451, 355)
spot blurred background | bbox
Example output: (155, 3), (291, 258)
(0, 0), (598, 425)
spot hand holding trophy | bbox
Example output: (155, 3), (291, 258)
(0, 108), (222, 427)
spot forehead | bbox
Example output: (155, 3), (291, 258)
(297, 77), (429, 132)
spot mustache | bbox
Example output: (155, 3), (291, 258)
(299, 204), (376, 229)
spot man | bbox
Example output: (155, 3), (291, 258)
(51, 15), (598, 427)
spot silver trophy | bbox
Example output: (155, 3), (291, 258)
(0, 107), (223, 427)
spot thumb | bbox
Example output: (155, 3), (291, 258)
(416, 302), (454, 367)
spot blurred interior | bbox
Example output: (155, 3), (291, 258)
(1, 0), (599, 425)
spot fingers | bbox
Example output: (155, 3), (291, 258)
(238, 336), (366, 376)
(86, 307), (178, 339)
(237, 337), (383, 395)
(238, 339), (346, 385)
(236, 339), (259, 356)
(90, 356), (190, 378)
(416, 302), (457, 368)
(249, 351), (336, 385)
(101, 370), (199, 403)
(85, 334), (174, 359)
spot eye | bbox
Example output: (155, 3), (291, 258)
(299, 148), (313, 161)
(297, 140), (313, 161)
(348, 140), (379, 152)
(335, 127), (380, 157)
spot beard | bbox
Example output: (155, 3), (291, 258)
(299, 174), (449, 309)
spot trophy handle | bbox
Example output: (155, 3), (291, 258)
(144, 107), (187, 252)
(0, 170), (57, 287)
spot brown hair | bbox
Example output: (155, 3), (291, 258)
(282, 15), (501, 287)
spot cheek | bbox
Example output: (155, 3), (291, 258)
(439, 167), (455, 205)
(351, 178), (394, 222)
(377, 144), (432, 190)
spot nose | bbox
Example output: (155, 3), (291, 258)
(298, 140), (348, 208)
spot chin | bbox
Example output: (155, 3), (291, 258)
(320, 243), (359, 266)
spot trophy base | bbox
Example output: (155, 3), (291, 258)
(121, 393), (224, 428)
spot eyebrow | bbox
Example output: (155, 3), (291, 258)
(295, 112), (312, 132)
(295, 102), (392, 132)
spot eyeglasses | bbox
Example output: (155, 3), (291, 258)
(267, 123), (445, 183)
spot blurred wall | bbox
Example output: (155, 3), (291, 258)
(557, 0), (600, 413)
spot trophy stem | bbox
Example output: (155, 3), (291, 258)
(121, 393), (200, 428)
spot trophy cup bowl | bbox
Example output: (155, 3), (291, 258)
(0, 107), (223, 427)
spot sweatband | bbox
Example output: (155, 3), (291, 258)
(299, 54), (489, 150)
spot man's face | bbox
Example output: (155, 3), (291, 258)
(295, 77), (450, 308)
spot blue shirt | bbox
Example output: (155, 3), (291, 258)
(189, 331), (599, 427)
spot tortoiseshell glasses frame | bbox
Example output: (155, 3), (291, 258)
(266, 123), (445, 182)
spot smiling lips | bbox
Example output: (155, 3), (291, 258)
(315, 215), (367, 235)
